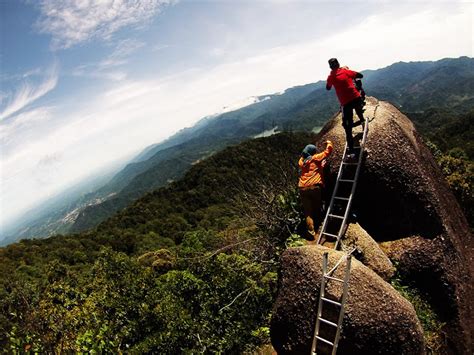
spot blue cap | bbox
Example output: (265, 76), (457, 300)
(302, 144), (317, 158)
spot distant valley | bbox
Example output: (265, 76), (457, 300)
(2, 56), (473, 245)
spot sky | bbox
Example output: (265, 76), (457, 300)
(0, 0), (473, 230)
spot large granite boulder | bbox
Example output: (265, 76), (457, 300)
(316, 98), (473, 353)
(270, 245), (425, 354)
(344, 222), (395, 280)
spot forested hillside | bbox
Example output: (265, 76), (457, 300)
(1, 83), (329, 243)
(3, 57), (472, 245)
(72, 56), (474, 233)
(0, 133), (312, 353)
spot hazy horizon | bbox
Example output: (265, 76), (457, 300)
(1, 0), (472, 231)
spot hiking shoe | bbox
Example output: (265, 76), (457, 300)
(308, 230), (316, 240)
(345, 153), (356, 161)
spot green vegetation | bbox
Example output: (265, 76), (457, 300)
(6, 57), (473, 242)
(0, 133), (310, 353)
(422, 111), (474, 227)
(1, 57), (473, 352)
(391, 273), (446, 353)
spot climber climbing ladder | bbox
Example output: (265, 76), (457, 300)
(311, 252), (352, 355)
(316, 115), (369, 250)
(311, 101), (375, 355)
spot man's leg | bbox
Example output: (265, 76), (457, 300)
(354, 97), (365, 122)
(342, 104), (354, 153)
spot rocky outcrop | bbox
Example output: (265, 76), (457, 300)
(344, 223), (395, 280)
(270, 246), (425, 355)
(315, 98), (473, 353)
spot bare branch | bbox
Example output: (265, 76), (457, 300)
(218, 287), (252, 313)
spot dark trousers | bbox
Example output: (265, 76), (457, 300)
(342, 97), (365, 153)
(300, 185), (323, 237)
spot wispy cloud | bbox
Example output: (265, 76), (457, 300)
(106, 38), (145, 61)
(72, 38), (145, 81)
(36, 0), (175, 49)
(152, 44), (170, 52)
(0, 106), (54, 144)
(72, 65), (128, 81)
(0, 68), (43, 83)
(1, 2), (471, 228)
(0, 64), (58, 121)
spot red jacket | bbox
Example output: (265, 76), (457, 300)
(326, 68), (361, 106)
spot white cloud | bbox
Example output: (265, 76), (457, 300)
(0, 106), (54, 144)
(0, 64), (58, 121)
(72, 66), (128, 81)
(36, 0), (175, 49)
(1, 2), (472, 227)
(22, 68), (43, 79)
(152, 44), (170, 52)
(71, 39), (145, 81)
(107, 38), (145, 61)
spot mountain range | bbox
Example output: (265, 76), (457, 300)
(0, 57), (473, 353)
(2, 56), (473, 245)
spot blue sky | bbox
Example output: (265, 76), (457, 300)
(0, 0), (473, 230)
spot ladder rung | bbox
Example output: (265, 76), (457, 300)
(328, 214), (344, 219)
(334, 196), (349, 201)
(321, 297), (342, 306)
(322, 232), (339, 238)
(315, 336), (334, 346)
(342, 161), (358, 165)
(339, 179), (355, 183)
(319, 317), (338, 327)
(324, 275), (345, 283)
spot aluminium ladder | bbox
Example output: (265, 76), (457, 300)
(311, 111), (370, 354)
(311, 252), (352, 355)
(316, 115), (369, 250)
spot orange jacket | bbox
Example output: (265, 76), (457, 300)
(298, 141), (333, 188)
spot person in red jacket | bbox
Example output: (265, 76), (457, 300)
(326, 58), (365, 158)
(298, 140), (333, 240)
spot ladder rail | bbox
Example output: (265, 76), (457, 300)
(326, 248), (356, 276)
(331, 255), (352, 355)
(311, 253), (353, 355)
(317, 114), (369, 249)
(311, 106), (373, 354)
(311, 252), (329, 354)
(334, 117), (369, 249)
(316, 141), (348, 245)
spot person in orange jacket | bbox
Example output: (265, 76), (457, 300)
(298, 140), (333, 240)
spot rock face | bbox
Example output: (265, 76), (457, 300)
(270, 246), (425, 355)
(344, 223), (395, 280)
(315, 98), (473, 353)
